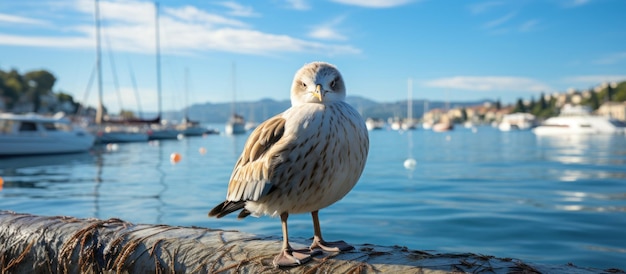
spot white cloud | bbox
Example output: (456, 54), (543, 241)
(424, 76), (553, 92)
(0, 13), (47, 25)
(468, 1), (504, 14)
(285, 0), (311, 10)
(563, 75), (626, 84)
(0, 0), (360, 56)
(563, 0), (591, 8)
(330, 0), (413, 8)
(216, 1), (260, 17)
(519, 19), (539, 32)
(594, 52), (626, 65)
(75, 0), (153, 25)
(309, 27), (347, 41)
(164, 6), (248, 28)
(483, 12), (516, 29)
(0, 33), (93, 48)
(308, 16), (348, 41)
(159, 26), (360, 55)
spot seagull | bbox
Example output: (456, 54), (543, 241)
(208, 61), (369, 267)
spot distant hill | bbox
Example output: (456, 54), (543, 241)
(153, 96), (494, 123)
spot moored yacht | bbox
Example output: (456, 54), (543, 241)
(0, 113), (95, 156)
(532, 104), (626, 135)
(365, 118), (385, 130)
(499, 113), (536, 132)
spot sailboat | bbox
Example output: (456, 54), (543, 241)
(402, 78), (417, 130)
(390, 78), (417, 131)
(91, 0), (149, 144)
(225, 62), (246, 135)
(177, 68), (217, 136)
(147, 1), (180, 140)
(422, 100), (433, 129)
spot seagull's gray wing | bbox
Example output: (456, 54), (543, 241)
(226, 115), (286, 202)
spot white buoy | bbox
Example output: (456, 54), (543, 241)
(404, 158), (417, 170)
(106, 143), (119, 151)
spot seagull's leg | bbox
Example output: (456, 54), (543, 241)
(309, 210), (354, 252)
(273, 212), (319, 267)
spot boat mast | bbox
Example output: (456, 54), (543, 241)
(94, 0), (104, 125)
(231, 62), (237, 116)
(184, 67), (189, 120)
(155, 1), (162, 120)
(407, 78), (413, 124)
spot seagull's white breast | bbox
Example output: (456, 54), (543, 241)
(246, 101), (369, 217)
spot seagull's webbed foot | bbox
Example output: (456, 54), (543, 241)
(310, 237), (354, 252)
(273, 248), (322, 267)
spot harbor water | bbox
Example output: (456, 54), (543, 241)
(1, 126), (625, 270)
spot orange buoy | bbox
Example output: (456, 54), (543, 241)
(170, 152), (182, 163)
(0, 176), (4, 191)
(199, 147), (207, 155)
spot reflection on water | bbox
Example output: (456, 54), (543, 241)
(0, 152), (96, 191)
(155, 144), (166, 224)
(0, 152), (96, 169)
(537, 134), (626, 165)
(553, 191), (626, 212)
(1, 127), (625, 270)
(93, 151), (103, 219)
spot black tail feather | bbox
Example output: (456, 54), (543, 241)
(208, 200), (246, 218)
(237, 209), (251, 219)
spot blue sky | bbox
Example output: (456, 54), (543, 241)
(1, 0), (625, 113)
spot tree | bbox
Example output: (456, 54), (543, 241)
(56, 91), (80, 113)
(513, 98), (526, 113)
(0, 69), (25, 109)
(460, 107), (468, 122)
(587, 90), (600, 110)
(528, 96), (536, 114)
(615, 82), (626, 102)
(24, 70), (57, 112)
(531, 93), (547, 116)
(606, 84), (613, 101)
(538, 92), (547, 110)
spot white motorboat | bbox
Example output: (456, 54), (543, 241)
(177, 118), (210, 136)
(225, 113), (246, 135)
(390, 119), (402, 131)
(499, 113), (536, 132)
(365, 118), (385, 130)
(0, 113), (95, 156)
(532, 104), (626, 135)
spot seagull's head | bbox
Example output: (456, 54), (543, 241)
(290, 62), (346, 106)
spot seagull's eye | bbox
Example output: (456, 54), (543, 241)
(330, 80), (336, 88)
(300, 81), (307, 89)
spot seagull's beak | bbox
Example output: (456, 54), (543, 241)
(313, 84), (323, 102)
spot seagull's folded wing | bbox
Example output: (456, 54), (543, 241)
(227, 115), (286, 202)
